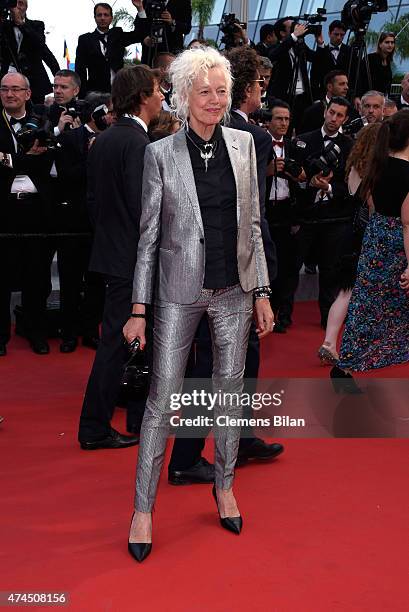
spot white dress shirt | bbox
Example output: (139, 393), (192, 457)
(5, 112), (38, 194)
(269, 134), (290, 201)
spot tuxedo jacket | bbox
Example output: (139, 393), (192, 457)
(135, 0), (192, 65)
(310, 43), (352, 101)
(88, 117), (150, 280)
(0, 110), (54, 231)
(53, 125), (94, 232)
(292, 128), (353, 221)
(265, 136), (299, 225)
(267, 35), (315, 103)
(228, 111), (277, 281)
(132, 127), (269, 305)
(0, 19), (60, 103)
(299, 99), (359, 136)
(75, 23), (141, 97)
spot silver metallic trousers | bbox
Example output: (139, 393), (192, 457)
(134, 285), (253, 512)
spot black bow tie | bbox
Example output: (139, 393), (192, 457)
(330, 45), (340, 52)
(324, 135), (337, 142)
(9, 116), (26, 126)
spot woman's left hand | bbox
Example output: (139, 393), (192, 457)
(399, 267), (409, 292)
(254, 298), (274, 339)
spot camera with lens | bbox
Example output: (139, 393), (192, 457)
(219, 13), (247, 49)
(250, 108), (272, 125)
(342, 116), (368, 136)
(291, 8), (327, 37)
(62, 99), (89, 123)
(14, 108), (57, 154)
(283, 158), (303, 179)
(341, 0), (388, 33)
(308, 140), (341, 177)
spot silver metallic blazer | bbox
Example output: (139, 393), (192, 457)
(132, 126), (269, 305)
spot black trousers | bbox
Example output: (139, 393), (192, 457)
(0, 194), (51, 344)
(295, 220), (351, 324)
(78, 275), (149, 442)
(269, 222), (299, 323)
(168, 315), (261, 472)
(46, 235), (103, 340)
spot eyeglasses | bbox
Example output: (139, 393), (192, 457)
(0, 86), (28, 93)
(252, 79), (265, 87)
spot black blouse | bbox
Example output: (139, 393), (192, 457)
(186, 124), (239, 289)
(372, 157), (409, 217)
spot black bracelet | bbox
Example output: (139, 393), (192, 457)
(130, 313), (146, 319)
(253, 286), (272, 300)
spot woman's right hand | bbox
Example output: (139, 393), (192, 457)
(123, 318), (146, 349)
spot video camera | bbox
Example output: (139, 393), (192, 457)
(291, 8), (327, 37)
(14, 107), (57, 153)
(341, 0), (388, 33)
(146, 0), (167, 22)
(308, 140), (341, 177)
(219, 13), (247, 49)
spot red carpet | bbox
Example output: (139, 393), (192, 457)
(1, 302), (408, 611)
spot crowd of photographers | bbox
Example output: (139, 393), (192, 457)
(0, 0), (406, 358)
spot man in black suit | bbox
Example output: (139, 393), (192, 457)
(266, 100), (304, 333)
(133, 0), (192, 66)
(254, 23), (277, 58)
(78, 65), (164, 450)
(53, 92), (113, 354)
(167, 47), (283, 486)
(299, 70), (350, 134)
(310, 20), (351, 101)
(267, 17), (321, 133)
(0, 72), (55, 356)
(293, 97), (354, 327)
(75, 1), (142, 98)
(0, 0), (60, 103)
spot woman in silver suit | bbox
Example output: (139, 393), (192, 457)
(123, 46), (274, 562)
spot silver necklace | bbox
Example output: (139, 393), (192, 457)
(185, 130), (217, 172)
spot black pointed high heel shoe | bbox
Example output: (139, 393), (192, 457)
(212, 485), (243, 535)
(128, 513), (152, 563)
(330, 366), (363, 395)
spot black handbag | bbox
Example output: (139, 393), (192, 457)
(120, 338), (150, 395)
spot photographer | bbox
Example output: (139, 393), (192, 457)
(75, 2), (142, 98)
(310, 20), (352, 101)
(267, 16), (323, 133)
(0, 0), (60, 103)
(219, 14), (251, 51)
(0, 72), (55, 355)
(51, 92), (114, 353)
(152, 51), (175, 110)
(299, 70), (357, 133)
(47, 70), (82, 134)
(266, 100), (304, 333)
(293, 96), (353, 327)
(255, 23), (277, 58)
(133, 0), (192, 66)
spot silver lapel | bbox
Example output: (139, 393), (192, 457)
(173, 129), (204, 232)
(222, 126), (241, 225)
